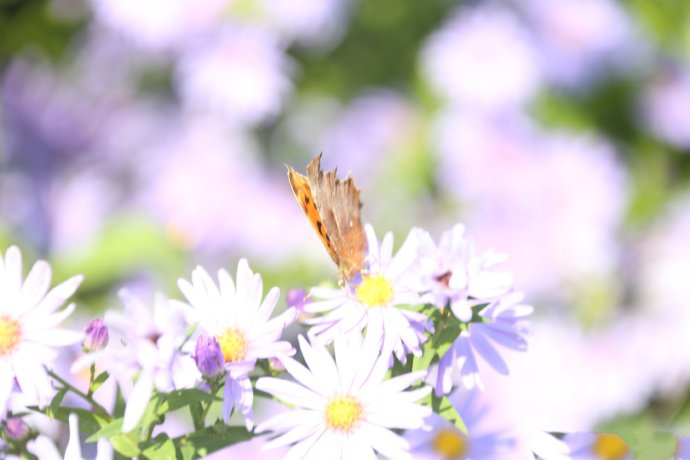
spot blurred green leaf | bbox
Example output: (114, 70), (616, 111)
(140, 434), (177, 460)
(156, 389), (218, 415)
(421, 392), (467, 435)
(174, 421), (255, 460)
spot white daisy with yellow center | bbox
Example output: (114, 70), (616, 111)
(305, 224), (431, 362)
(0, 246), (83, 419)
(177, 258), (296, 429)
(405, 389), (515, 459)
(256, 320), (431, 459)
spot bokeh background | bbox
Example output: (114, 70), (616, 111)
(2, 0), (690, 452)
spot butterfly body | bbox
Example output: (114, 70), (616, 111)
(287, 154), (366, 280)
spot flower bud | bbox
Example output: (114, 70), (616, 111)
(286, 288), (308, 310)
(82, 318), (109, 352)
(194, 334), (225, 380)
(6, 417), (29, 440)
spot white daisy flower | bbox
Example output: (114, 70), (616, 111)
(177, 259), (296, 430)
(73, 290), (197, 433)
(0, 246), (83, 419)
(414, 223), (513, 322)
(427, 292), (532, 394)
(305, 224), (431, 362)
(255, 321), (432, 460)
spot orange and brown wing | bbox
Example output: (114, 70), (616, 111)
(305, 154), (366, 280)
(287, 163), (340, 266)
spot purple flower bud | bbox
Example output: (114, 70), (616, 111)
(83, 318), (109, 352)
(6, 417), (29, 440)
(286, 288), (309, 311)
(194, 334), (225, 379)
(268, 357), (285, 372)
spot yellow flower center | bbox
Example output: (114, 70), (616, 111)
(592, 433), (629, 460)
(432, 428), (469, 459)
(0, 316), (21, 356)
(355, 274), (393, 307)
(324, 395), (363, 432)
(216, 327), (248, 363)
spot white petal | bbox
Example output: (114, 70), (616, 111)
(32, 274), (83, 317)
(122, 371), (154, 432)
(256, 377), (324, 410)
(0, 359), (13, 418)
(18, 260), (52, 315)
(359, 423), (411, 460)
(64, 414), (82, 460)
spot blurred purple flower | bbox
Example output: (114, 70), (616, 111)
(177, 27), (292, 127)
(435, 112), (628, 299)
(642, 64), (690, 150)
(562, 432), (631, 460)
(90, 0), (226, 51)
(257, 0), (350, 48)
(421, 5), (542, 111)
(320, 91), (421, 179)
(405, 389), (515, 459)
(138, 116), (305, 259)
(522, 0), (639, 87)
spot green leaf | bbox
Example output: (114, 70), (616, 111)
(157, 389), (218, 415)
(86, 418), (124, 442)
(110, 433), (141, 458)
(422, 392), (467, 435)
(29, 406), (108, 436)
(47, 388), (68, 417)
(174, 421), (255, 460)
(91, 371), (110, 393)
(413, 308), (461, 373)
(140, 434), (177, 460)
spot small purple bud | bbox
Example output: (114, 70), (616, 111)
(194, 334), (225, 380)
(83, 318), (109, 352)
(268, 357), (285, 373)
(6, 417), (29, 440)
(286, 288), (309, 311)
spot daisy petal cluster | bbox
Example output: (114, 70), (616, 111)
(415, 223), (513, 322)
(256, 317), (431, 460)
(177, 258), (296, 429)
(0, 246), (83, 419)
(429, 292), (532, 394)
(305, 224), (431, 362)
(414, 224), (532, 394)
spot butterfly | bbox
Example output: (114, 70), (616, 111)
(287, 153), (366, 281)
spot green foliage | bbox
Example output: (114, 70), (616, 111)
(0, 0), (83, 64)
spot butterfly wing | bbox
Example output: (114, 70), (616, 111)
(306, 154), (366, 279)
(287, 162), (341, 267)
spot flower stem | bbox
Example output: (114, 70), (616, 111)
(47, 369), (111, 419)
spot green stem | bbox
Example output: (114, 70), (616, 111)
(47, 370), (111, 419)
(87, 365), (96, 398)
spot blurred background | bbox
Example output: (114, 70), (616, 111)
(1, 0), (690, 447)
